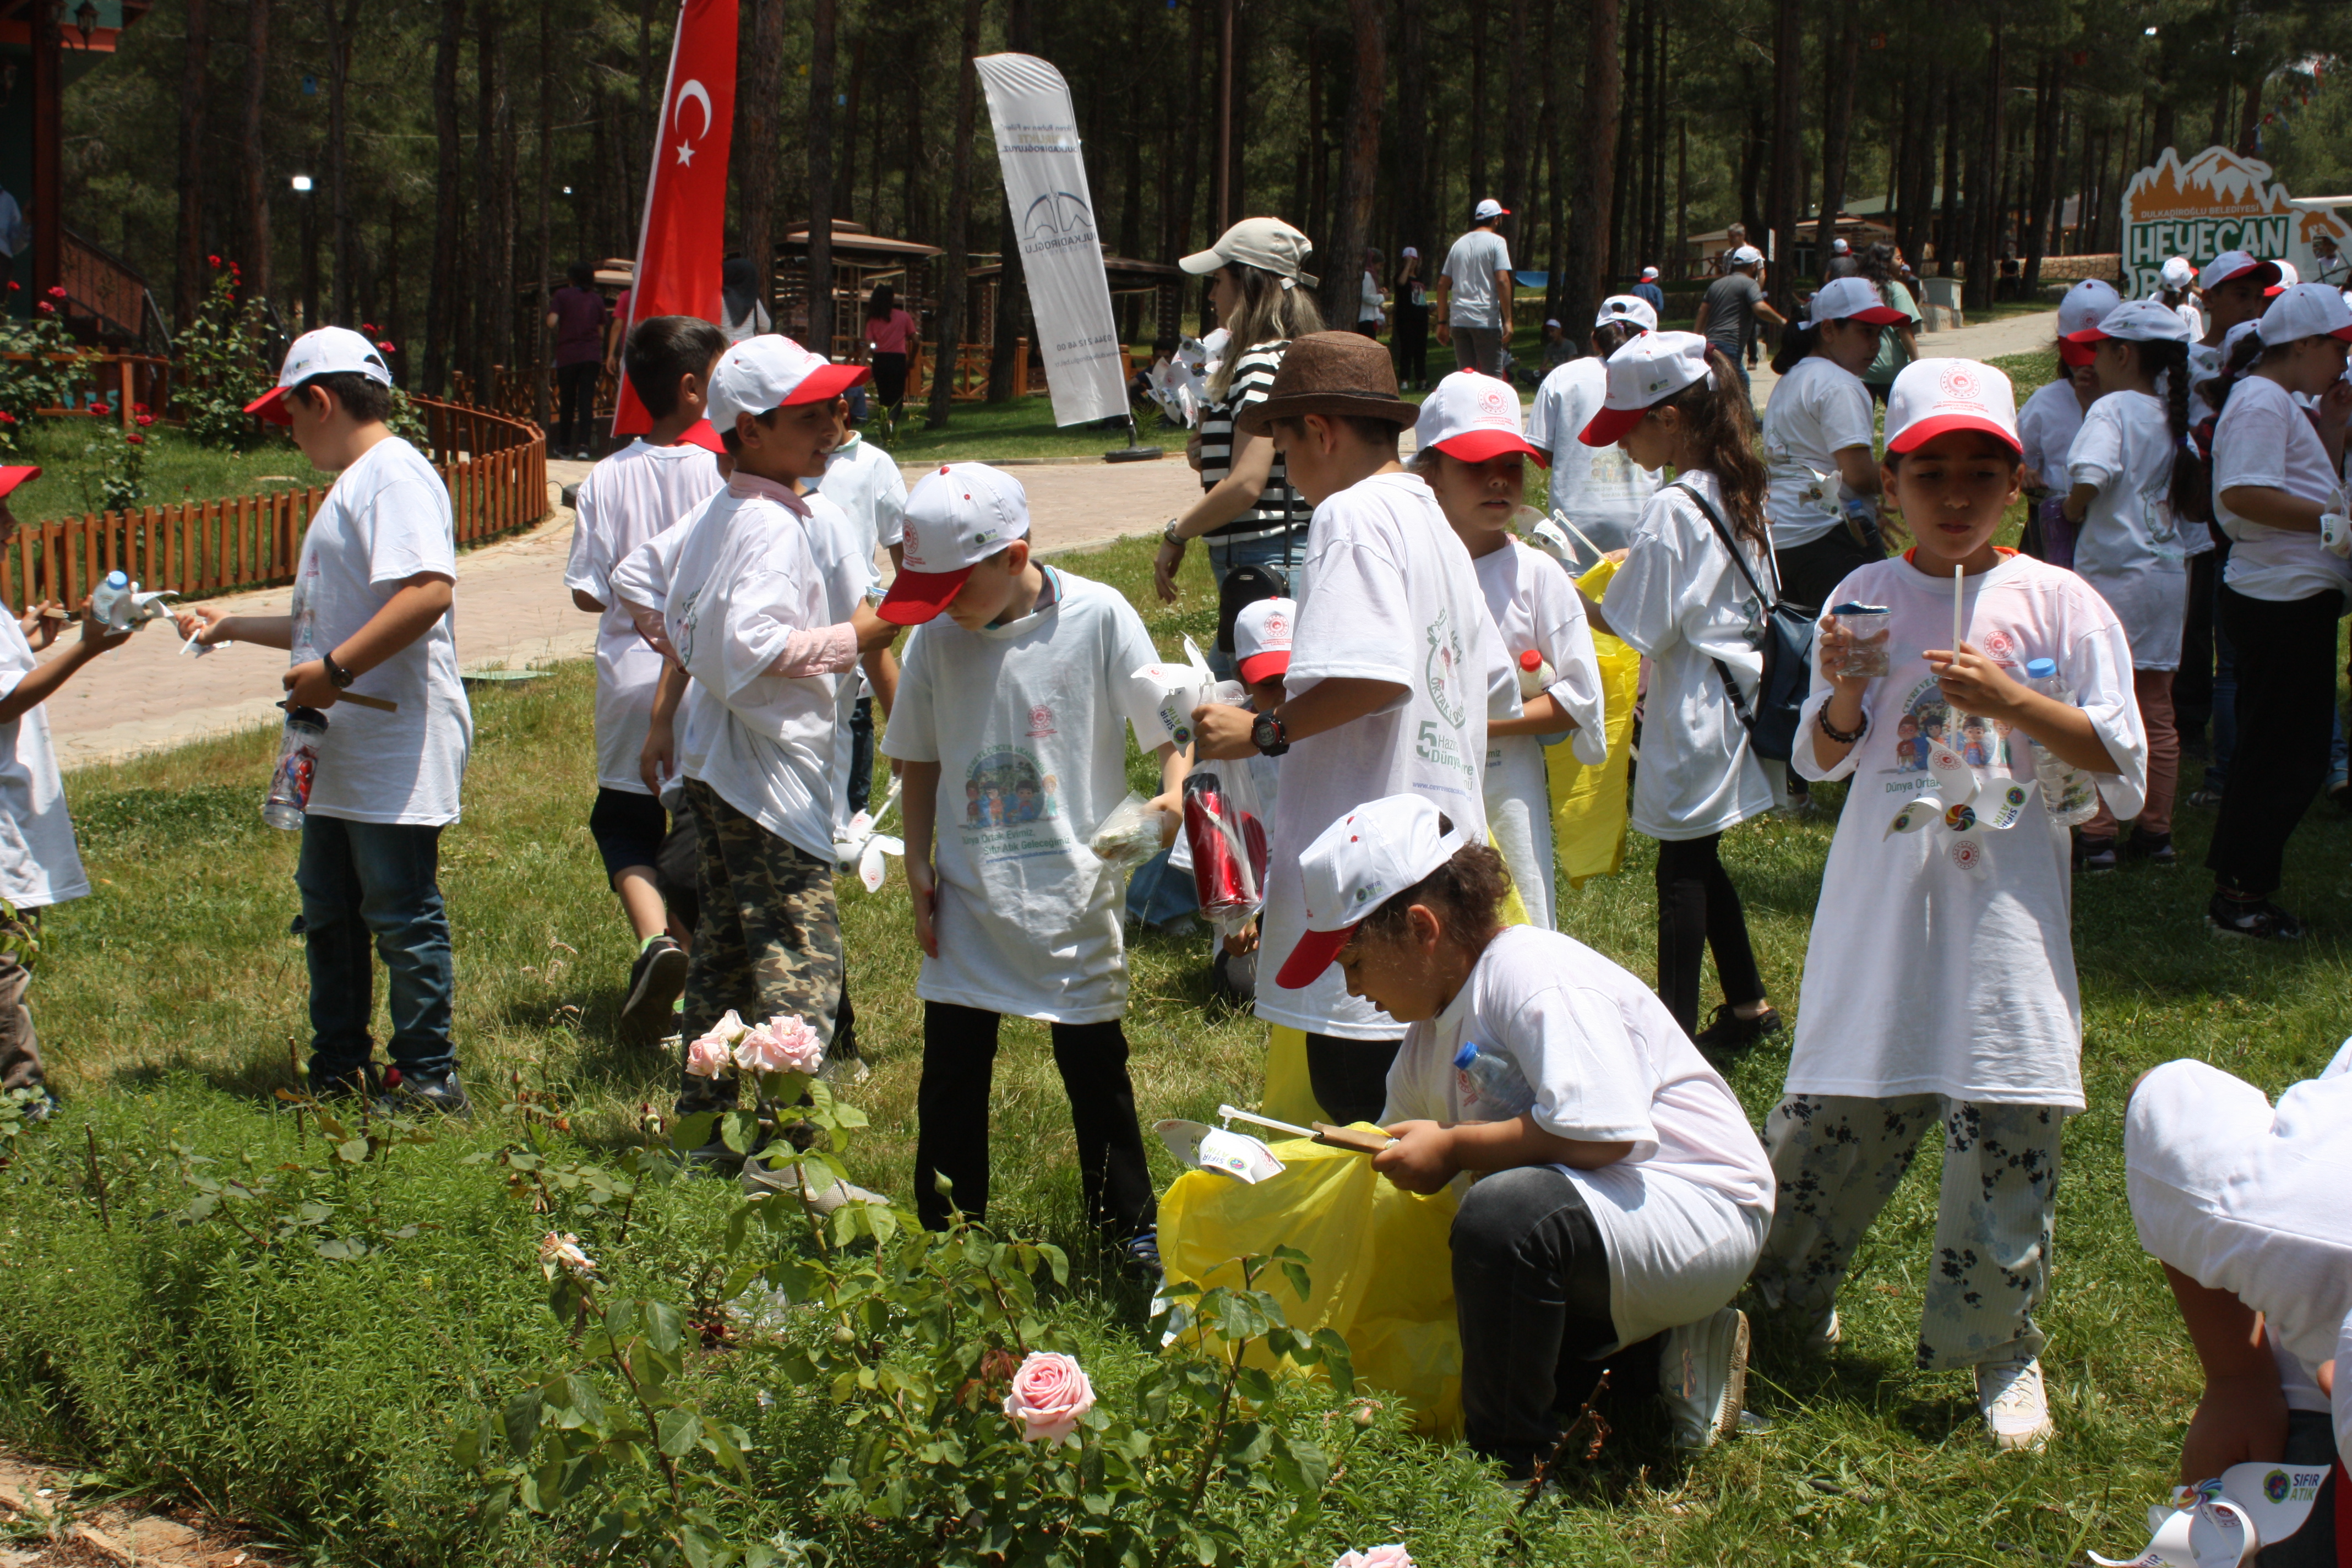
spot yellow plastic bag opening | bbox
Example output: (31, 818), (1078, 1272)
(1548, 556), (1640, 889)
(1157, 1136), (1463, 1435)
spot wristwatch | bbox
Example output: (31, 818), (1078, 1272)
(1250, 711), (1290, 757)
(1162, 519), (1186, 549)
(323, 649), (357, 690)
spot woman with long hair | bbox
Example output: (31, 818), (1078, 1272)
(1761, 276), (1904, 609)
(1583, 333), (1781, 1050)
(1855, 243), (1923, 408)
(863, 283), (918, 427)
(1156, 219), (1326, 653)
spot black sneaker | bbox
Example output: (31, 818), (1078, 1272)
(2206, 894), (2305, 941)
(310, 1063), (383, 1103)
(2073, 836), (2117, 872)
(378, 1066), (471, 1116)
(1694, 1004), (1783, 1055)
(621, 936), (691, 1043)
(2125, 830), (2176, 866)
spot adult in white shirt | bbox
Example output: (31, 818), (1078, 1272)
(1277, 794), (1772, 1470)
(1585, 334), (1779, 1050)
(1355, 247), (1386, 338)
(1190, 331), (1514, 1126)
(1758, 276), (1902, 609)
(1436, 199), (1515, 378)
(2203, 283), (2352, 940)
(1525, 295), (1665, 555)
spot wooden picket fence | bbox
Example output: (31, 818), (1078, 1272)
(0, 394), (547, 612)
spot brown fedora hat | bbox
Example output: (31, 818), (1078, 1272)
(1234, 331), (1420, 435)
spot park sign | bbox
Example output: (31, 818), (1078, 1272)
(2121, 145), (2350, 298)
(973, 53), (1130, 428)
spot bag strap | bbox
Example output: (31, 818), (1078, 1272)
(1670, 480), (1767, 734)
(1672, 479), (1782, 608)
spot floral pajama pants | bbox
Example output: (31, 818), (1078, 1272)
(1750, 1094), (2065, 1371)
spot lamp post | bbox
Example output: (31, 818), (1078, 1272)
(292, 173), (317, 329)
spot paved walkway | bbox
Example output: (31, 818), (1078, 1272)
(1744, 308), (2059, 409)
(47, 453), (1205, 770)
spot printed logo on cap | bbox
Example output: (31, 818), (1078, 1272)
(1262, 609), (1289, 640)
(1938, 363), (1984, 404)
(1478, 384), (1510, 416)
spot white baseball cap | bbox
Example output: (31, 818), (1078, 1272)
(246, 326), (394, 424)
(1233, 596), (1295, 687)
(1275, 793), (1468, 990)
(1414, 371), (1546, 466)
(1806, 276), (1907, 327)
(2267, 258), (2302, 297)
(1884, 357), (2022, 457)
(1401, 246), (1419, 259)
(876, 462), (1031, 625)
(2056, 278), (2122, 336)
(1544, 317), (1562, 329)
(1578, 331), (1713, 448)
(1830, 238), (1852, 255)
(1730, 245), (1765, 268)
(1641, 265), (1662, 281)
(707, 334), (869, 434)
(2065, 297), (2192, 346)
(1474, 198), (1510, 222)
(1180, 216), (1319, 287)
(2256, 282), (2352, 347)
(2160, 256), (2196, 290)
(2201, 249), (2282, 292)
(1596, 293), (1659, 332)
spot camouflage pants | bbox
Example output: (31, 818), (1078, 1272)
(673, 779), (842, 1115)
(1750, 1094), (2064, 1371)
(0, 911), (40, 1094)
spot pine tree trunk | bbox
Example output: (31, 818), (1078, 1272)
(1320, 0), (1386, 333)
(174, 0), (211, 330)
(1498, 0), (1532, 222)
(2022, 56), (2060, 291)
(1395, 0), (1429, 264)
(322, 0), (361, 325)
(532, 0), (552, 428)
(472, 0), (502, 398)
(426, 0), (462, 394)
(925, 0), (983, 429)
(239, 0), (273, 302)
(1967, 12), (2003, 311)
(988, 0), (1038, 401)
(732, 0), (785, 339)
(1607, 0), (1636, 285)
(1812, 0), (1859, 285)
(1562, 0), (1623, 348)
(1938, 78), (1962, 274)
(1763, 0), (1801, 319)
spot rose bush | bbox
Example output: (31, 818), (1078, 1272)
(735, 1012), (824, 1076)
(1001, 1350), (1096, 1444)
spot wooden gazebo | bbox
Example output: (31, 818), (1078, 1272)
(772, 220), (945, 363)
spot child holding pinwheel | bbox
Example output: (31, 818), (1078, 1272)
(1747, 358), (2149, 1453)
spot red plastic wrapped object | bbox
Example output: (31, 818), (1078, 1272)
(1183, 765), (1268, 922)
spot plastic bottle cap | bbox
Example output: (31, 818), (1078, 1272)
(104, 570), (128, 587)
(1518, 649), (1542, 671)
(1452, 1041), (1479, 1070)
(2024, 657), (2057, 679)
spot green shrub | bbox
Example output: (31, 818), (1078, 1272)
(174, 259), (278, 452)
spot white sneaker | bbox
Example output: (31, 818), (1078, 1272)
(741, 1155), (889, 1213)
(1659, 1307), (1750, 1449)
(1805, 1307), (1842, 1357)
(1975, 1356), (2055, 1452)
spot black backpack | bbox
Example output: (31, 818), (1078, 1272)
(1673, 481), (1813, 764)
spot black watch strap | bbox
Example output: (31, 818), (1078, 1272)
(1251, 711), (1290, 756)
(323, 650), (356, 689)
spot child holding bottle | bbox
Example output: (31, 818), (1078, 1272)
(1752, 357), (2150, 1452)
(1411, 370), (1608, 929)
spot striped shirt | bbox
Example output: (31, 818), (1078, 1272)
(1197, 340), (1302, 537)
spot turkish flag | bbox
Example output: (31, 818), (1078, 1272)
(611, 0), (737, 437)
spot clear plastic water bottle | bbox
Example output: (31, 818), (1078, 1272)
(90, 570), (133, 632)
(2022, 658), (2099, 827)
(262, 706), (329, 830)
(1452, 1041), (1537, 1120)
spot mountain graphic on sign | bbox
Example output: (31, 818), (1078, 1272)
(1022, 191), (1097, 243)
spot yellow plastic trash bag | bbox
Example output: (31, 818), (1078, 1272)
(1157, 1136), (1463, 1435)
(1548, 556), (1640, 889)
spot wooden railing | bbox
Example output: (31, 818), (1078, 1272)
(9, 352), (175, 431)
(0, 394), (548, 612)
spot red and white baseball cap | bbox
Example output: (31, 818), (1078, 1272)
(707, 335), (869, 436)
(0, 465), (40, 501)
(2055, 279), (2122, 368)
(1884, 357), (2022, 457)
(1830, 238), (1852, 256)
(1413, 371), (1547, 466)
(244, 326), (394, 424)
(2064, 297), (2192, 346)
(2160, 256), (2196, 290)
(2266, 259), (2302, 298)
(1596, 293), (1659, 332)
(1578, 330), (1713, 448)
(2256, 282), (2352, 347)
(1233, 596), (1295, 687)
(1274, 793), (1467, 990)
(1474, 198), (1510, 221)
(1806, 276), (1907, 327)
(875, 461), (1031, 625)
(2201, 250), (2282, 293)
(1640, 265), (1662, 281)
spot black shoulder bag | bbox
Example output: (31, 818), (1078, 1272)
(1673, 480), (1812, 764)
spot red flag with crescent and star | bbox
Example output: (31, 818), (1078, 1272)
(611, 0), (737, 437)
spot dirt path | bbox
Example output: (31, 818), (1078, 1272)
(0, 1451), (274, 1565)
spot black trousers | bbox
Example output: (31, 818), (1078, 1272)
(1393, 307), (1430, 384)
(554, 360), (600, 452)
(913, 1001), (1153, 1237)
(1654, 832), (1766, 1039)
(1453, 1166), (1660, 1473)
(2175, 547), (2218, 740)
(1775, 524), (1883, 614)
(2206, 586), (2342, 898)
(1304, 1032), (1401, 1127)
(2261, 1409), (2341, 1568)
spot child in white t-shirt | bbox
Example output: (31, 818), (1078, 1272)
(1759, 357), (2149, 1453)
(2125, 1041), (2352, 1525)
(1525, 297), (1664, 554)
(654, 336), (901, 1140)
(2057, 298), (2196, 869)
(1413, 371), (1607, 929)
(563, 315), (727, 1041)
(1278, 792), (1772, 1472)
(179, 327), (477, 1113)
(0, 466), (134, 1117)
(1760, 276), (1901, 607)
(2018, 279), (2121, 568)
(878, 463), (1183, 1245)
(1584, 333), (1779, 1050)
(816, 404), (908, 833)
(1178, 594), (1292, 1005)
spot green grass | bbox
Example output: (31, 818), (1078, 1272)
(3, 449), (2331, 1564)
(6, 420), (335, 525)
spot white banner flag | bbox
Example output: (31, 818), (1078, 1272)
(974, 53), (1130, 428)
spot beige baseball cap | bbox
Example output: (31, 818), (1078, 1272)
(1179, 217), (1319, 288)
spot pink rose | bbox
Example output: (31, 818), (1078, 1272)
(684, 1010), (747, 1077)
(734, 1012), (824, 1076)
(1333, 1549), (1413, 1568)
(1001, 1351), (1094, 1443)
